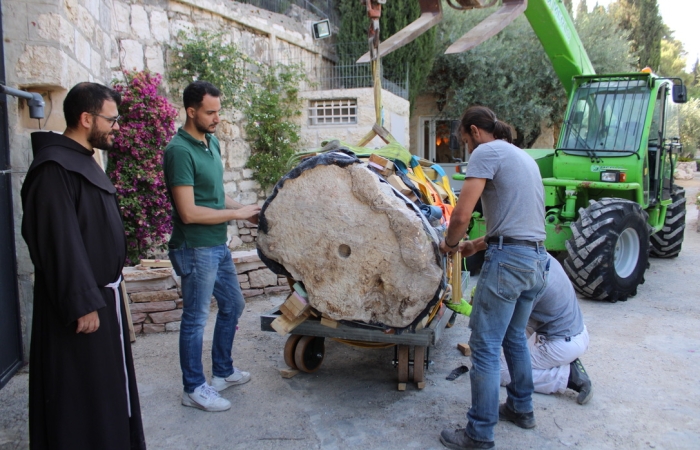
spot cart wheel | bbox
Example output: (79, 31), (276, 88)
(294, 336), (325, 373)
(284, 334), (304, 369)
(397, 345), (409, 383)
(413, 346), (426, 385)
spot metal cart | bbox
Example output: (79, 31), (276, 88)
(260, 305), (455, 390)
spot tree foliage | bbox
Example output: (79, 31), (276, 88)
(335, 0), (436, 106)
(424, 4), (635, 147)
(609, 0), (663, 70)
(168, 30), (250, 110)
(658, 30), (690, 83)
(243, 63), (306, 189)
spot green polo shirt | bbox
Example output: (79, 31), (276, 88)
(164, 128), (226, 248)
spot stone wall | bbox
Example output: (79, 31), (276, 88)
(124, 250), (289, 335)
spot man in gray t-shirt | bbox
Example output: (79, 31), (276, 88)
(465, 139), (545, 242)
(499, 254), (593, 405)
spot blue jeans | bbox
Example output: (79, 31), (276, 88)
(169, 244), (246, 393)
(466, 242), (549, 443)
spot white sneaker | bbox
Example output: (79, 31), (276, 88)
(211, 368), (251, 392)
(182, 383), (231, 412)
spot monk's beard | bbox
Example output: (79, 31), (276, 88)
(88, 123), (115, 150)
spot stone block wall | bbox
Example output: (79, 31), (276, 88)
(123, 250), (289, 335)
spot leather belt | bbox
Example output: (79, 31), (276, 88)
(486, 236), (544, 249)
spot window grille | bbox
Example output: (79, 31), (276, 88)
(309, 99), (358, 126)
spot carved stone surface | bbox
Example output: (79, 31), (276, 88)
(257, 162), (442, 328)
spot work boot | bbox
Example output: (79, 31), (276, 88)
(498, 403), (536, 429)
(567, 358), (593, 405)
(439, 428), (494, 449)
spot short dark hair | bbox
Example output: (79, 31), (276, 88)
(460, 105), (513, 144)
(63, 82), (121, 129)
(183, 81), (221, 110)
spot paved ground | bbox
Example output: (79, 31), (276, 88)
(2, 177), (699, 450)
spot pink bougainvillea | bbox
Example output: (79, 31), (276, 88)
(107, 71), (178, 265)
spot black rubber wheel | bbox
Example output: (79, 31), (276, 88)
(650, 187), (686, 258)
(564, 198), (650, 302)
(294, 336), (325, 373)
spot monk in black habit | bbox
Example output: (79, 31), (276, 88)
(21, 82), (146, 450)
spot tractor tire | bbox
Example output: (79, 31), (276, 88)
(650, 187), (686, 258)
(564, 198), (650, 302)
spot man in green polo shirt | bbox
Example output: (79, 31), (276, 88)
(164, 81), (261, 412)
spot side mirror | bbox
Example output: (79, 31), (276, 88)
(672, 84), (687, 104)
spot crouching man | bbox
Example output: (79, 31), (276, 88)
(498, 253), (593, 407)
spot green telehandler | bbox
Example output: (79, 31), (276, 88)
(363, 0), (689, 302)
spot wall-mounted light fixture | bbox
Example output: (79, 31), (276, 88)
(312, 19), (331, 39)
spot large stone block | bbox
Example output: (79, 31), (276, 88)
(131, 313), (147, 324)
(77, 5), (95, 40)
(124, 267), (176, 292)
(248, 268), (278, 288)
(91, 49), (102, 76)
(16, 46), (68, 86)
(120, 39), (144, 72)
(129, 301), (177, 314)
(145, 45), (165, 75)
(130, 289), (180, 303)
(241, 289), (264, 298)
(264, 285), (291, 295)
(234, 260), (267, 273)
(74, 30), (91, 68)
(225, 139), (249, 168)
(674, 162), (696, 180)
(227, 235), (243, 249)
(149, 309), (183, 324)
(130, 4), (151, 40)
(37, 13), (74, 49)
(239, 179), (261, 191)
(64, 0), (79, 22)
(150, 10), (169, 42)
(114, 1), (131, 34)
(232, 250), (259, 263)
(257, 161), (442, 328)
(143, 323), (165, 334)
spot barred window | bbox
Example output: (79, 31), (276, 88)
(309, 99), (358, 125)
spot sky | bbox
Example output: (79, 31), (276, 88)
(573, 0), (698, 72)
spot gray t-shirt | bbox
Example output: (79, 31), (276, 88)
(465, 139), (546, 241)
(530, 255), (584, 339)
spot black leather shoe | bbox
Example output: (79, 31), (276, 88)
(498, 403), (536, 429)
(439, 428), (495, 449)
(567, 358), (593, 405)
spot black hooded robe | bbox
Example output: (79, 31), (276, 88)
(21, 132), (146, 450)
